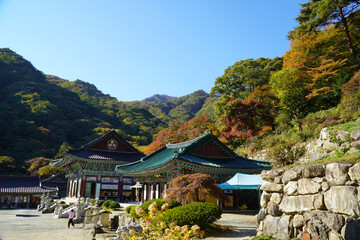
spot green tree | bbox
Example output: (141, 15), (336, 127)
(289, 0), (360, 56)
(211, 57), (283, 100)
(270, 68), (311, 130)
(54, 142), (70, 159)
(38, 165), (65, 179)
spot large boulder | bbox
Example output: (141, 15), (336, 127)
(260, 182), (283, 193)
(284, 181), (297, 195)
(279, 194), (323, 213)
(303, 165), (325, 178)
(282, 169), (298, 184)
(263, 215), (292, 239)
(336, 130), (349, 142)
(298, 178), (321, 195)
(349, 163), (360, 181)
(324, 186), (360, 217)
(326, 163), (349, 185)
(350, 129), (360, 141)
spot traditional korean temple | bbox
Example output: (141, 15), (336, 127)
(41, 173), (68, 198)
(51, 130), (145, 201)
(0, 176), (57, 208)
(115, 132), (270, 202)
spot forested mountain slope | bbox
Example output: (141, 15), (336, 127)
(0, 48), (214, 172)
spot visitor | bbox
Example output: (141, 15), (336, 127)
(7, 198), (10, 209)
(68, 209), (75, 228)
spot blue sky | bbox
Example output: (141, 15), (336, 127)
(0, 0), (305, 101)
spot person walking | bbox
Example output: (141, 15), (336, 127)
(68, 209), (75, 228)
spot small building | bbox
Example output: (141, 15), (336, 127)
(51, 130), (145, 201)
(41, 173), (68, 198)
(115, 132), (270, 202)
(0, 175), (57, 208)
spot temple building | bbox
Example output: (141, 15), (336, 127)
(115, 132), (270, 202)
(51, 130), (145, 201)
(0, 176), (57, 208)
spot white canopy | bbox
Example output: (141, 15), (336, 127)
(218, 173), (264, 190)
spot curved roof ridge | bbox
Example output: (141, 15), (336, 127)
(166, 132), (211, 148)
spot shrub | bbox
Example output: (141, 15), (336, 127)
(340, 71), (360, 121)
(130, 205), (140, 219)
(126, 205), (135, 214)
(90, 199), (97, 206)
(168, 199), (182, 209)
(103, 200), (113, 208)
(109, 202), (120, 209)
(160, 202), (222, 228)
(140, 198), (166, 213)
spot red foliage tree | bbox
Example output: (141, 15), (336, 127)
(164, 173), (226, 204)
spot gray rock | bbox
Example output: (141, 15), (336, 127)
(323, 140), (339, 150)
(260, 192), (271, 208)
(303, 164), (325, 178)
(324, 186), (360, 217)
(348, 147), (359, 154)
(293, 214), (304, 228)
(326, 163), (349, 185)
(329, 231), (342, 240)
(274, 176), (282, 184)
(349, 163), (360, 181)
(350, 140), (360, 147)
(282, 170), (298, 184)
(266, 201), (282, 216)
(350, 129), (360, 141)
(341, 142), (351, 149)
(319, 127), (331, 141)
(284, 181), (297, 195)
(279, 194), (321, 213)
(263, 215), (292, 240)
(256, 209), (266, 224)
(336, 130), (349, 142)
(298, 178), (322, 195)
(261, 170), (275, 182)
(260, 181), (283, 192)
(270, 193), (282, 205)
(322, 181), (330, 191)
(314, 194), (324, 209)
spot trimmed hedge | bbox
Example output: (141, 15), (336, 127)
(160, 202), (222, 228)
(109, 202), (120, 209)
(126, 205), (135, 214)
(103, 200), (113, 208)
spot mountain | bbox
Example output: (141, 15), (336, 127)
(143, 94), (176, 102)
(0, 48), (215, 171)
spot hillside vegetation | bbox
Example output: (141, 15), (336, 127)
(1, 0), (360, 175)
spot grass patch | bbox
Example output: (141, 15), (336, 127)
(329, 120), (360, 132)
(285, 151), (360, 168)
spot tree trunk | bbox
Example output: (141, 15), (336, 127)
(339, 7), (357, 56)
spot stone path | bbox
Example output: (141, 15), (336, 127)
(0, 209), (257, 240)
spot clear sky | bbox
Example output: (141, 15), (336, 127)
(0, 0), (305, 101)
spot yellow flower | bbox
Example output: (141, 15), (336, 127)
(174, 226), (181, 232)
(129, 229), (135, 235)
(169, 222), (177, 228)
(120, 232), (127, 238)
(135, 206), (145, 216)
(165, 228), (171, 235)
(159, 221), (167, 228)
(161, 203), (169, 211)
(200, 230), (206, 238)
(191, 224), (201, 235)
(181, 225), (189, 234)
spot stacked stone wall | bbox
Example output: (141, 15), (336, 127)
(257, 162), (360, 239)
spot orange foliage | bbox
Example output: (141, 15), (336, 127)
(145, 115), (217, 155)
(283, 28), (347, 98)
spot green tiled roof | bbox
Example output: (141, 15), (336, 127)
(116, 132), (270, 175)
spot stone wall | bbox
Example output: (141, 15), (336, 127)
(257, 162), (360, 239)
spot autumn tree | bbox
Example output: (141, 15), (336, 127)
(288, 0), (360, 56)
(145, 115), (217, 154)
(54, 142), (70, 159)
(25, 157), (52, 176)
(216, 98), (274, 147)
(164, 173), (226, 204)
(38, 165), (65, 179)
(0, 156), (15, 174)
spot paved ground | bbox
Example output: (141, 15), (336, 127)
(0, 209), (257, 240)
